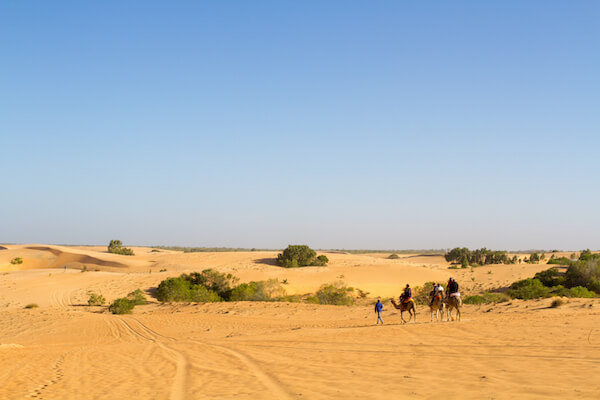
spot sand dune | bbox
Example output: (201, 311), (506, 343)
(0, 246), (598, 399)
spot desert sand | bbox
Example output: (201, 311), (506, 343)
(1, 245), (599, 399)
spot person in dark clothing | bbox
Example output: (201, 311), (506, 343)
(447, 278), (459, 298)
(375, 299), (384, 325)
(400, 284), (412, 303)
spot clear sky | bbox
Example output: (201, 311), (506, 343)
(1, 1), (599, 250)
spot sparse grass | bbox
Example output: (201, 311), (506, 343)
(550, 298), (565, 308)
(10, 257), (23, 265)
(88, 292), (106, 306)
(24, 303), (38, 309)
(127, 289), (147, 305)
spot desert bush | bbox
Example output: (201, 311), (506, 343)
(127, 289), (147, 305)
(547, 256), (572, 265)
(88, 292), (106, 306)
(229, 279), (285, 302)
(507, 278), (551, 299)
(551, 285), (597, 298)
(276, 245), (328, 267)
(578, 249), (600, 262)
(534, 267), (566, 287)
(313, 281), (355, 305)
(108, 298), (135, 314)
(528, 252), (540, 264)
(182, 269), (238, 300)
(189, 285), (222, 302)
(24, 303), (38, 309)
(464, 292), (510, 305)
(565, 259), (600, 293)
(156, 276), (222, 302)
(313, 255), (329, 266)
(156, 277), (193, 302)
(464, 295), (485, 305)
(388, 253), (400, 259)
(10, 257), (23, 265)
(550, 298), (565, 308)
(107, 240), (135, 256)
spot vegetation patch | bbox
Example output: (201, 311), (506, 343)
(307, 281), (355, 305)
(107, 240), (135, 256)
(445, 247), (517, 266)
(88, 292), (106, 306)
(276, 245), (329, 267)
(388, 253), (400, 259)
(127, 289), (147, 305)
(550, 298), (565, 308)
(464, 292), (510, 305)
(10, 257), (23, 265)
(229, 279), (285, 301)
(108, 298), (135, 314)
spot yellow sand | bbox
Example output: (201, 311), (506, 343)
(0, 245), (598, 399)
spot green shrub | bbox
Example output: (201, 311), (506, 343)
(229, 279), (286, 302)
(156, 276), (222, 302)
(156, 277), (194, 302)
(182, 269), (238, 300)
(313, 255), (329, 266)
(109, 298), (135, 314)
(127, 289), (147, 305)
(464, 292), (510, 305)
(107, 240), (135, 256)
(464, 295), (485, 305)
(276, 245), (328, 267)
(24, 303), (38, 309)
(534, 268), (566, 287)
(189, 285), (222, 302)
(388, 253), (400, 259)
(314, 281), (355, 305)
(10, 257), (23, 265)
(507, 278), (552, 299)
(88, 292), (106, 306)
(547, 256), (572, 265)
(565, 259), (600, 292)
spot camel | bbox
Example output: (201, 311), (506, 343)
(429, 295), (445, 322)
(390, 298), (417, 323)
(445, 295), (461, 321)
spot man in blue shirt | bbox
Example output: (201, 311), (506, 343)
(375, 299), (384, 325)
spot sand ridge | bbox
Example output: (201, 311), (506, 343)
(0, 245), (599, 399)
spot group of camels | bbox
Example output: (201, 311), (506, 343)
(390, 294), (461, 323)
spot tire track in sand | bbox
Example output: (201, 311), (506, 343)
(196, 341), (294, 400)
(108, 316), (189, 400)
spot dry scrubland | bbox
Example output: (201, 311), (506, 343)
(1, 245), (599, 399)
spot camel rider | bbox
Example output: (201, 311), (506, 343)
(447, 278), (459, 299)
(400, 284), (412, 303)
(429, 283), (443, 306)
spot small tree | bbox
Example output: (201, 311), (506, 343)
(276, 245), (328, 267)
(108, 239), (135, 256)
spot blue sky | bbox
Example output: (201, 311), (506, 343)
(1, 1), (599, 250)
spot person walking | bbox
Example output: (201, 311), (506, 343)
(375, 299), (384, 325)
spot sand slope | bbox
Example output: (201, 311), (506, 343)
(1, 246), (598, 399)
